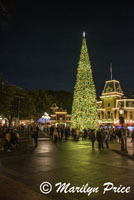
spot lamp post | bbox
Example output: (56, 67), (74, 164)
(119, 107), (128, 153)
(16, 96), (24, 127)
(124, 124), (128, 153)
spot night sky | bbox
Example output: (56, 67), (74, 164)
(0, 1), (134, 97)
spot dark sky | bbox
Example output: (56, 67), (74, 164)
(0, 1), (134, 97)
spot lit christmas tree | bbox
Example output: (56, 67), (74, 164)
(71, 32), (98, 131)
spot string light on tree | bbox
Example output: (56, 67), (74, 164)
(71, 33), (98, 131)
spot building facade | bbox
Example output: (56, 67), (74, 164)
(97, 80), (134, 126)
(50, 104), (71, 127)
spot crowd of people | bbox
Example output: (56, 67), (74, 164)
(0, 124), (134, 152)
(0, 126), (19, 152)
(0, 125), (38, 151)
(45, 125), (133, 151)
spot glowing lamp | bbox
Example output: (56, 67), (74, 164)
(119, 108), (124, 115)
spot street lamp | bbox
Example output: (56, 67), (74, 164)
(119, 107), (127, 153)
(15, 96), (24, 127)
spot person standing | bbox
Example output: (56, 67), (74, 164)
(101, 129), (105, 149)
(96, 130), (102, 149)
(53, 128), (58, 144)
(105, 132), (109, 149)
(5, 129), (11, 152)
(57, 127), (61, 143)
(65, 127), (68, 142)
(33, 126), (39, 147)
(90, 129), (96, 150)
(60, 127), (64, 142)
(50, 126), (54, 140)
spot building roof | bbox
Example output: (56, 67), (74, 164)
(50, 103), (59, 110)
(101, 80), (124, 97)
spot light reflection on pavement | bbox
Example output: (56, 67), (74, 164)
(0, 140), (134, 200)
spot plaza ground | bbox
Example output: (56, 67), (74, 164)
(0, 138), (134, 200)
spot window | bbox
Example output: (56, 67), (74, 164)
(105, 113), (107, 119)
(128, 102), (133, 107)
(129, 112), (133, 120)
(107, 111), (111, 119)
(108, 102), (111, 107)
(118, 101), (124, 108)
(106, 86), (113, 92)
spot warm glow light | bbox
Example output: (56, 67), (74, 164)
(120, 109), (124, 115)
(2, 120), (5, 125)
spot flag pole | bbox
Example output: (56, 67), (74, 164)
(110, 63), (112, 80)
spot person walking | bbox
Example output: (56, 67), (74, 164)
(90, 129), (96, 150)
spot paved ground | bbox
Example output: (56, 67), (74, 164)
(0, 175), (50, 200)
(126, 137), (134, 155)
(0, 138), (134, 200)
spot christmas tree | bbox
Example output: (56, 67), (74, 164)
(71, 33), (98, 131)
